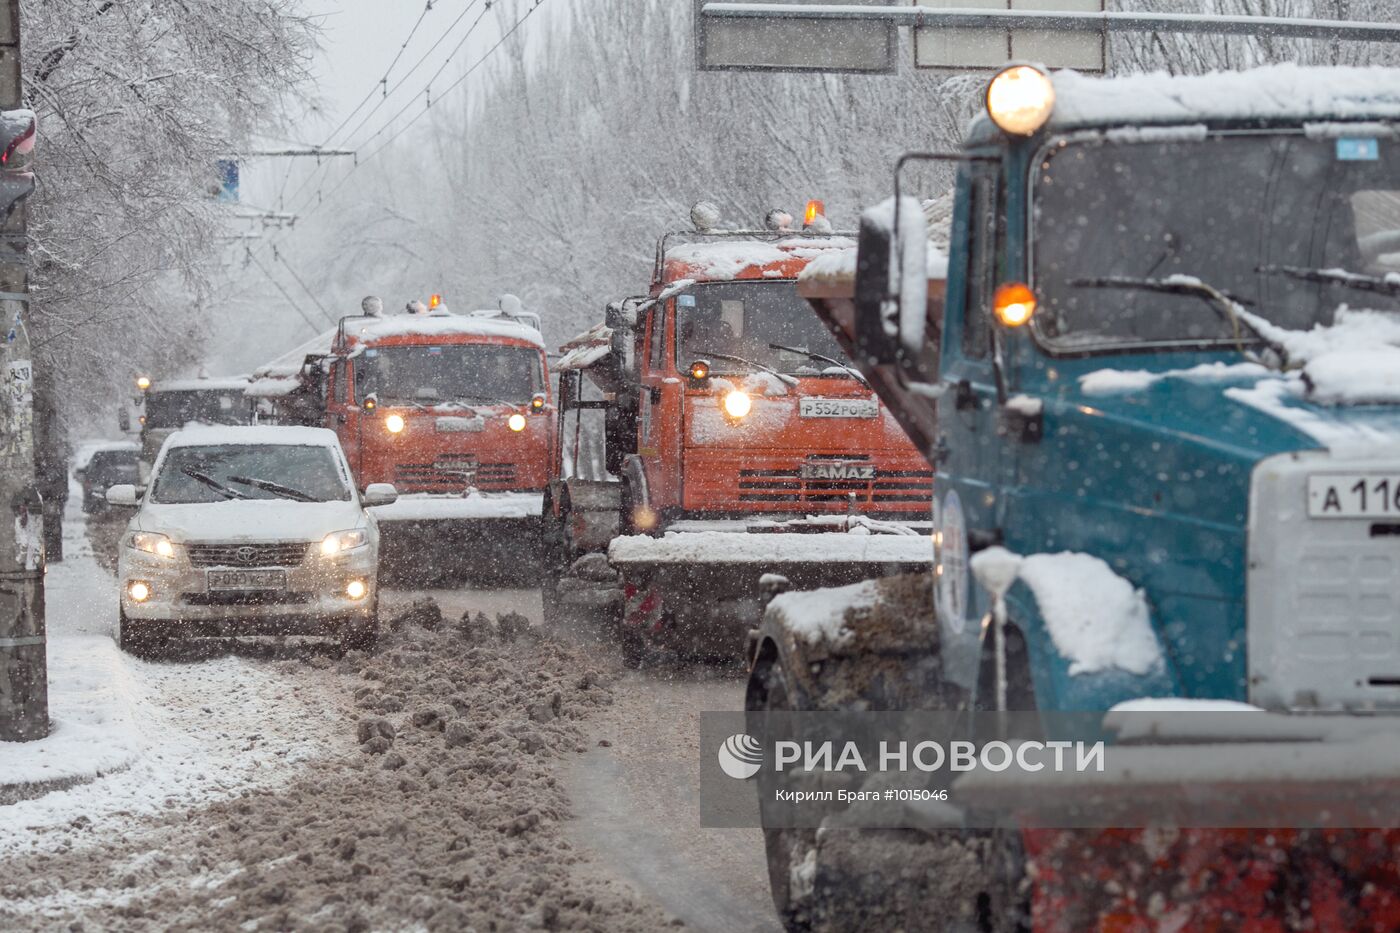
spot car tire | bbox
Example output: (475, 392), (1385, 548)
(340, 605), (380, 654)
(117, 607), (165, 659)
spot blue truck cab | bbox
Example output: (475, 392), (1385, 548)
(747, 60), (1400, 933)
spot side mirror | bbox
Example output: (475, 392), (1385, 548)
(362, 483), (398, 507)
(105, 484), (140, 507)
(854, 197), (928, 365)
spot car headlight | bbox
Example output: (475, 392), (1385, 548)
(129, 531), (174, 558)
(320, 529), (368, 556)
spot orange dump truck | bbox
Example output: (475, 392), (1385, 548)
(544, 205), (933, 663)
(254, 296), (554, 582)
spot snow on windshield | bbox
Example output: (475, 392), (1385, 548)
(151, 444), (351, 504)
(1034, 132), (1400, 351)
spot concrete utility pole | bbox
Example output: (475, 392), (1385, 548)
(0, 0), (45, 744)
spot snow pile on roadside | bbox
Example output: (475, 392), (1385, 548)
(0, 611), (669, 931)
(971, 548), (1163, 677)
(0, 635), (143, 789)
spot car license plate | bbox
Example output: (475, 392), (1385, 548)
(799, 397), (878, 419)
(207, 569), (287, 591)
(1307, 474), (1400, 518)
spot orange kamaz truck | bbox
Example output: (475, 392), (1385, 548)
(543, 203), (933, 663)
(314, 295), (553, 582)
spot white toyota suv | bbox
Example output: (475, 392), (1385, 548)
(109, 426), (397, 654)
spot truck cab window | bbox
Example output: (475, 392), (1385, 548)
(962, 173), (999, 359)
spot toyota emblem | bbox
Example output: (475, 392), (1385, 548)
(236, 546), (257, 565)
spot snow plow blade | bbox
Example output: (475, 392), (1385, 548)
(609, 525), (930, 658)
(371, 493), (543, 585)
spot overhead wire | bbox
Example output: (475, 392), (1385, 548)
(246, 251), (327, 336)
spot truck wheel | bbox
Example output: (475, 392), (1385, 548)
(750, 659), (819, 930)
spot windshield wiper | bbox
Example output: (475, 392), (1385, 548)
(181, 467), (247, 500)
(690, 349), (799, 386)
(1256, 264), (1400, 298)
(1070, 275), (1290, 368)
(227, 475), (321, 503)
(768, 342), (869, 385)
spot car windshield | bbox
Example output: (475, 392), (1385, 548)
(353, 344), (542, 404)
(87, 451), (139, 481)
(674, 280), (854, 376)
(151, 444), (350, 504)
(1033, 132), (1400, 351)
(144, 390), (246, 428)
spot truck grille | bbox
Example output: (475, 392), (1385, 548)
(737, 458), (932, 505)
(395, 462), (518, 491)
(1249, 453), (1400, 710)
(186, 542), (308, 568)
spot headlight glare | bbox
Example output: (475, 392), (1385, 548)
(130, 531), (174, 558)
(321, 529), (368, 556)
(723, 390), (752, 419)
(385, 413), (406, 434)
(507, 413), (527, 432)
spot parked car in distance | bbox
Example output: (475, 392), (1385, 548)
(74, 442), (141, 513)
(108, 426), (397, 655)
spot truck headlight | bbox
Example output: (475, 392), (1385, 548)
(321, 529), (368, 556)
(507, 413), (527, 432)
(129, 531), (174, 558)
(385, 413), (406, 434)
(723, 390), (752, 419)
(986, 64), (1055, 137)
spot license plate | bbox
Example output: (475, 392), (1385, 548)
(799, 397), (878, 419)
(800, 461), (876, 481)
(1307, 474), (1400, 518)
(435, 416), (483, 433)
(207, 569), (287, 591)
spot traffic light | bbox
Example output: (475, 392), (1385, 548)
(0, 109), (35, 223)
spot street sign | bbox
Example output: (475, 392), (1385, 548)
(695, 0), (896, 73)
(915, 0), (1105, 72)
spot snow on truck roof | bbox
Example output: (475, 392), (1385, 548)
(1022, 64), (1400, 135)
(663, 236), (854, 282)
(151, 376), (251, 393)
(342, 310), (546, 349)
(247, 326), (339, 398)
(165, 425), (342, 448)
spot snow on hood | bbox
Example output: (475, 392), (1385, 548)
(135, 498), (365, 544)
(971, 548), (1163, 678)
(1046, 64), (1400, 131)
(160, 425), (342, 450)
(1079, 361), (1268, 396)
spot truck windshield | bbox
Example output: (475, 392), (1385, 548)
(353, 344), (542, 404)
(675, 280), (853, 376)
(152, 444), (350, 504)
(1033, 132), (1400, 351)
(144, 390), (245, 428)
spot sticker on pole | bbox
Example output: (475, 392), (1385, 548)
(7, 358), (30, 405)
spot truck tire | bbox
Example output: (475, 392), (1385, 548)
(750, 660), (819, 931)
(748, 638), (1031, 932)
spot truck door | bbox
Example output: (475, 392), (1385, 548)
(329, 359), (359, 478)
(934, 160), (1005, 688)
(637, 298), (683, 509)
